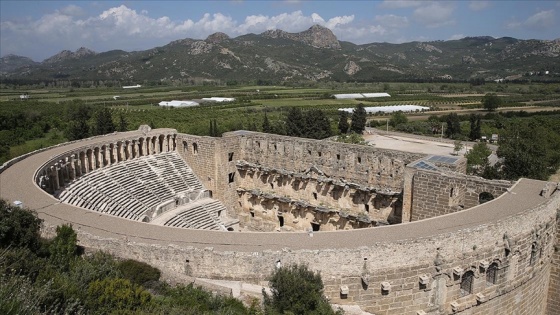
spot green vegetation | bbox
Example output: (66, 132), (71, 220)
(0, 201), (260, 315)
(350, 103), (366, 134)
(263, 264), (342, 315)
(482, 93), (502, 111)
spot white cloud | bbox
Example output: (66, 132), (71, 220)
(506, 10), (555, 30)
(525, 10), (555, 29)
(413, 2), (456, 28)
(449, 34), (465, 40)
(374, 14), (409, 28)
(468, 1), (490, 11)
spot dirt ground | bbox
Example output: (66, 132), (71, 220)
(363, 133), (470, 157)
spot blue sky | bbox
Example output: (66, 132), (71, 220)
(1, 1), (558, 61)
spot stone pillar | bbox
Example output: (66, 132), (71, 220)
(50, 166), (60, 191)
(74, 154), (82, 177)
(81, 152), (88, 174)
(68, 155), (76, 180)
(155, 137), (160, 154)
(163, 135), (169, 152)
(401, 167), (415, 223)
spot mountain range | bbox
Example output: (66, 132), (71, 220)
(1, 25), (559, 83)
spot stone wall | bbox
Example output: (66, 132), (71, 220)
(410, 169), (513, 221)
(37, 186), (558, 315)
(230, 132), (425, 191)
(547, 209), (560, 315)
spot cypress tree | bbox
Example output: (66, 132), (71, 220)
(262, 113), (272, 133)
(94, 107), (115, 136)
(350, 103), (367, 134)
(286, 107), (304, 137)
(338, 110), (349, 134)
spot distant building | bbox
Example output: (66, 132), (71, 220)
(20, 94), (30, 100)
(333, 92), (390, 99)
(201, 97), (235, 103)
(123, 84), (142, 89)
(158, 100), (199, 107)
(339, 105), (428, 114)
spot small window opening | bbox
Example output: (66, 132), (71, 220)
(250, 211), (255, 218)
(270, 183), (274, 189)
(318, 152), (322, 157)
(530, 243), (538, 266)
(311, 222), (320, 231)
(228, 172), (235, 183)
(365, 204), (370, 212)
(358, 156), (362, 164)
(313, 192), (318, 200)
(217, 210), (222, 217)
(486, 263), (498, 285)
(228, 152), (234, 161)
(478, 192), (494, 204)
(208, 190), (213, 198)
(337, 154), (340, 160)
(274, 144), (277, 151)
(308, 150), (312, 155)
(450, 187), (454, 197)
(278, 215), (284, 227)
(192, 143), (198, 154)
(460, 271), (474, 296)
(227, 227), (234, 231)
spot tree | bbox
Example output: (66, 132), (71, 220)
(93, 107), (115, 136)
(286, 107), (305, 137)
(49, 224), (78, 271)
(262, 113), (272, 133)
(497, 118), (560, 180)
(469, 114), (481, 141)
(0, 200), (42, 251)
(482, 93), (501, 111)
(389, 111), (408, 127)
(453, 140), (464, 156)
(117, 113), (128, 132)
(337, 111), (349, 134)
(304, 109), (332, 139)
(263, 264), (341, 315)
(465, 142), (492, 176)
(445, 113), (461, 139)
(350, 103), (367, 134)
(66, 104), (92, 141)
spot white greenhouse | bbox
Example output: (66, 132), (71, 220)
(338, 105), (429, 114)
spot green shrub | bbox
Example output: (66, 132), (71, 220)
(117, 259), (161, 286)
(86, 277), (151, 314)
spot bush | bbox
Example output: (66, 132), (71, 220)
(117, 259), (161, 286)
(0, 200), (42, 251)
(263, 264), (342, 315)
(86, 278), (151, 314)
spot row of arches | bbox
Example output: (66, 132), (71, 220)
(37, 133), (177, 194)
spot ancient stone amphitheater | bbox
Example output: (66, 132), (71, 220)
(1, 126), (558, 315)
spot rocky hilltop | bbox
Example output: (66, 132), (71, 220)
(1, 26), (558, 83)
(43, 47), (96, 64)
(261, 24), (340, 49)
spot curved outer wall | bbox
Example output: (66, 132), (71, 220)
(0, 129), (558, 315)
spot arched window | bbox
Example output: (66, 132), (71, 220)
(478, 192), (494, 204)
(486, 263), (498, 285)
(460, 271), (474, 296)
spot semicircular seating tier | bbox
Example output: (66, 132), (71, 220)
(57, 151), (227, 230)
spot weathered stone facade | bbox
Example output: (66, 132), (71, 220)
(1, 128), (559, 315)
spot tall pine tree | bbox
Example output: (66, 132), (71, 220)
(94, 107), (116, 136)
(338, 111), (349, 134)
(350, 103), (367, 134)
(286, 107), (304, 137)
(262, 112), (272, 133)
